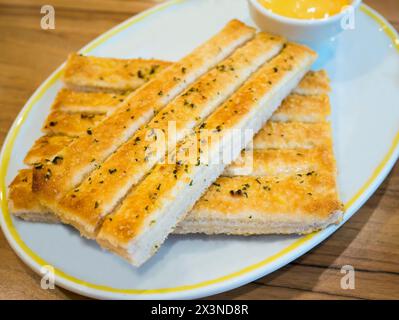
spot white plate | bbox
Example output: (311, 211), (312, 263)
(1, 0), (398, 300)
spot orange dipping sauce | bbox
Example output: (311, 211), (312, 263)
(258, 0), (352, 20)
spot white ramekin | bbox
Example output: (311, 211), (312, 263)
(248, 0), (362, 44)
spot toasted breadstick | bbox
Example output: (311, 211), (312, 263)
(63, 54), (171, 93)
(55, 33), (286, 238)
(97, 43), (317, 266)
(32, 20), (256, 211)
(224, 147), (334, 177)
(178, 123), (341, 236)
(52, 89), (129, 115)
(175, 174), (343, 235)
(271, 94), (330, 122)
(8, 170), (55, 222)
(252, 122), (331, 150)
(293, 70), (331, 95)
(24, 135), (74, 166)
(42, 111), (106, 137)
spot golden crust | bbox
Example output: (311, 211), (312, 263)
(56, 33), (286, 237)
(97, 43), (317, 252)
(252, 122), (331, 149)
(176, 173), (342, 235)
(8, 170), (48, 215)
(97, 161), (186, 246)
(32, 19), (257, 226)
(63, 53), (171, 92)
(52, 89), (128, 114)
(42, 111), (106, 137)
(225, 147), (334, 177)
(188, 174), (342, 219)
(24, 135), (73, 166)
(293, 70), (331, 95)
(272, 94), (331, 122)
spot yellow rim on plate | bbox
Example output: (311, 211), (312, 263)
(0, 2), (398, 296)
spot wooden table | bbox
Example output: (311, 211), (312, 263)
(0, 0), (398, 300)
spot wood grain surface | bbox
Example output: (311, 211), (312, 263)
(0, 0), (398, 300)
